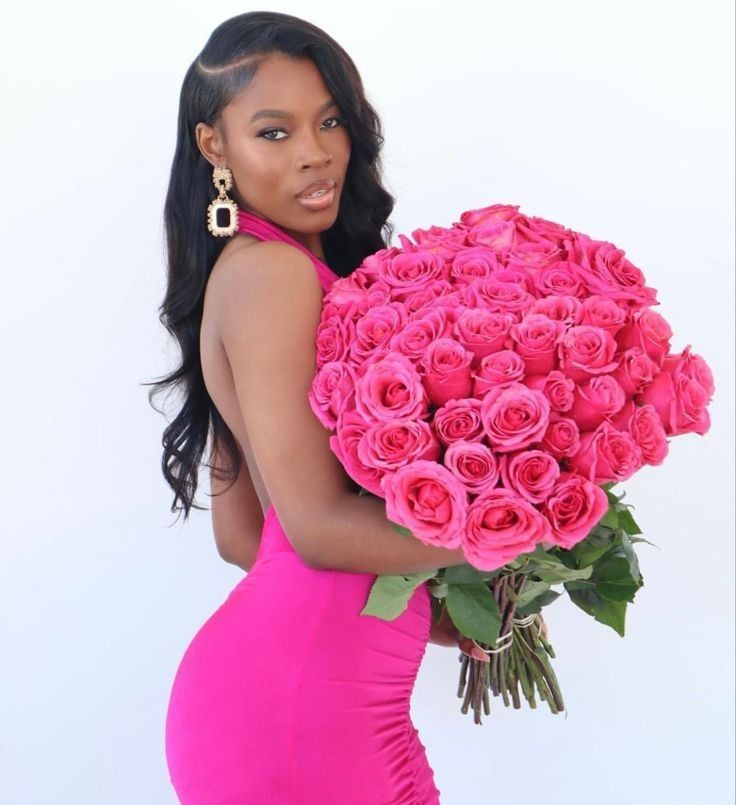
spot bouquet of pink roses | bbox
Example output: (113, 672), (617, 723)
(308, 203), (715, 724)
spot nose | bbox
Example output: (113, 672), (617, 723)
(297, 131), (333, 169)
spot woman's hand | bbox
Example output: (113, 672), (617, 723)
(430, 606), (549, 662)
(428, 605), (463, 648)
(429, 606), (491, 663)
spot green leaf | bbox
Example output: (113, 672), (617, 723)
(526, 546), (591, 584)
(514, 579), (551, 607)
(592, 554), (641, 603)
(619, 531), (643, 584)
(617, 507), (642, 535)
(445, 583), (502, 646)
(391, 521), (414, 539)
(604, 488), (623, 507)
(534, 562), (593, 584)
(567, 588), (628, 636)
(600, 508), (620, 529)
(515, 589), (562, 616)
(360, 569), (438, 620)
(444, 563), (502, 585)
(564, 580), (596, 591)
(565, 526), (619, 567)
(628, 535), (660, 549)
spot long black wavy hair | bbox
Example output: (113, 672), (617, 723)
(145, 11), (396, 522)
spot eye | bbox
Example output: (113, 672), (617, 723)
(323, 116), (346, 129)
(258, 116), (346, 141)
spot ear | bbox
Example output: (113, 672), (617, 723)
(195, 121), (226, 168)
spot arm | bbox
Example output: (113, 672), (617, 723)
(209, 436), (264, 572)
(217, 241), (467, 576)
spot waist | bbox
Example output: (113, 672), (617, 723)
(254, 504), (307, 563)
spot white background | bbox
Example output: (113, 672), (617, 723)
(1, 1), (733, 803)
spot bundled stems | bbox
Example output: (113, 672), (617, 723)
(455, 572), (566, 723)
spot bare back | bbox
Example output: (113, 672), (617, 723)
(200, 234), (272, 516)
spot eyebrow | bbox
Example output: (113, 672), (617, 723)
(250, 97), (338, 123)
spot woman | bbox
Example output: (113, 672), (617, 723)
(151, 11), (471, 803)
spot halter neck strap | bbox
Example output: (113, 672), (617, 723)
(236, 208), (339, 287)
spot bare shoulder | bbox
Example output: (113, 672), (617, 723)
(205, 239), (324, 348)
(212, 238), (322, 296)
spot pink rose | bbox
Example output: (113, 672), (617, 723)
(519, 214), (574, 246)
(432, 398), (485, 446)
(455, 309), (516, 361)
(444, 440), (500, 495)
(358, 280), (393, 313)
(528, 294), (582, 329)
(570, 237), (659, 309)
(464, 219), (517, 252)
(674, 345), (715, 397)
(566, 420), (643, 483)
(464, 488), (552, 571)
(524, 371), (575, 413)
(389, 308), (453, 363)
(378, 248), (447, 293)
(480, 382), (551, 452)
(500, 270), (539, 299)
(533, 261), (587, 299)
(315, 314), (353, 368)
(418, 338), (474, 406)
(636, 350), (713, 436)
(490, 266), (537, 297)
(356, 251), (390, 281)
(498, 449), (561, 504)
(308, 361), (357, 429)
(381, 460), (468, 548)
(540, 472), (609, 549)
(462, 278), (535, 316)
(410, 224), (468, 251)
(381, 246), (449, 299)
(354, 354), (429, 422)
(321, 284), (365, 321)
(472, 351), (527, 398)
(540, 416), (581, 459)
(559, 325), (620, 382)
(358, 417), (440, 473)
(459, 203), (523, 229)
(615, 308), (672, 367)
(578, 294), (628, 336)
(509, 313), (566, 375)
(401, 280), (458, 315)
(506, 239), (565, 273)
(329, 411), (384, 496)
(567, 374), (627, 431)
(351, 303), (408, 362)
(627, 403), (670, 465)
(449, 247), (502, 285)
(611, 347), (658, 395)
(333, 268), (373, 292)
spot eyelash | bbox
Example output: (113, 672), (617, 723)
(258, 116), (346, 141)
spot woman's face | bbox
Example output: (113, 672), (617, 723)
(196, 53), (351, 258)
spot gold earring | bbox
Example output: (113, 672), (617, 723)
(206, 165), (239, 237)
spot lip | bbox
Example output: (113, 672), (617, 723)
(295, 178), (337, 199)
(294, 186), (336, 211)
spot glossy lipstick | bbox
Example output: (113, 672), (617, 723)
(295, 180), (337, 211)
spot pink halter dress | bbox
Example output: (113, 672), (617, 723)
(164, 208), (442, 804)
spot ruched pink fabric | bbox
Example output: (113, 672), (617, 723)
(164, 209), (441, 804)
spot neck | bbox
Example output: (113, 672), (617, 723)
(283, 228), (326, 262)
(240, 207), (327, 262)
